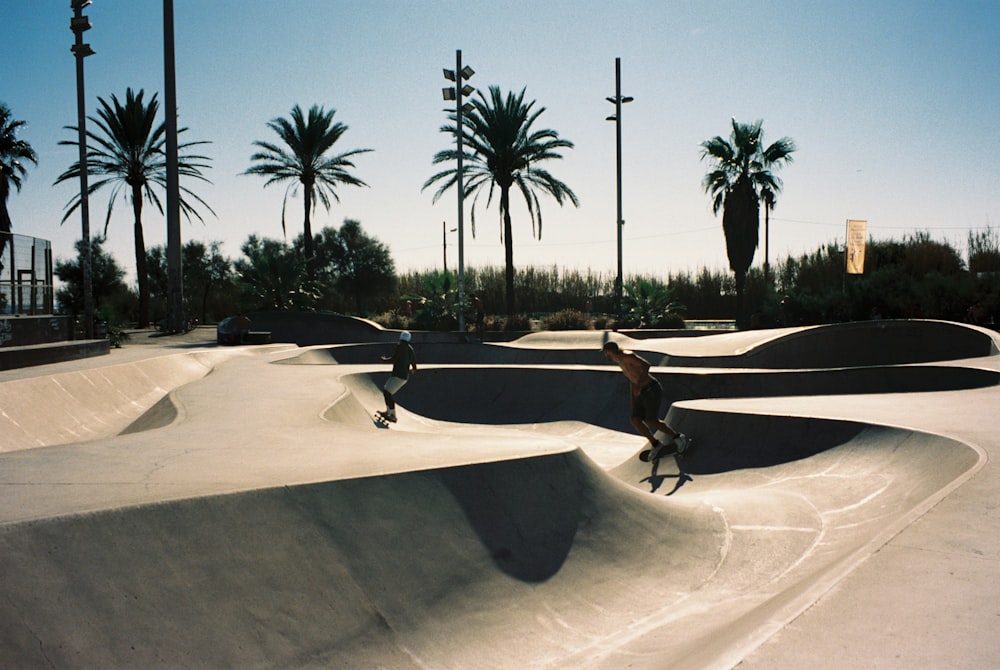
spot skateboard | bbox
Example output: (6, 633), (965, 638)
(373, 411), (396, 428)
(639, 436), (693, 462)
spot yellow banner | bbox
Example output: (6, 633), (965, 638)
(846, 219), (867, 274)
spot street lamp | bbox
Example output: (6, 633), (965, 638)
(606, 57), (632, 324)
(70, 0), (96, 339)
(442, 50), (474, 337)
(163, 0), (183, 332)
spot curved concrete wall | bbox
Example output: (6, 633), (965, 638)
(341, 364), (997, 435)
(662, 319), (1000, 368)
(0, 351), (225, 453)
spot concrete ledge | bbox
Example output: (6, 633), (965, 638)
(0, 339), (110, 371)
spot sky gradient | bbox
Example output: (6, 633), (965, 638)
(3, 1), (999, 285)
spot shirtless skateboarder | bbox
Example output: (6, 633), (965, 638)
(602, 340), (690, 461)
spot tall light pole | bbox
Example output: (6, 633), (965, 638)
(70, 0), (95, 339)
(442, 221), (456, 273)
(163, 0), (183, 332)
(606, 57), (632, 323)
(442, 50), (474, 336)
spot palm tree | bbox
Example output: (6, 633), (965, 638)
(0, 103), (38, 267)
(54, 88), (214, 327)
(424, 86), (579, 317)
(243, 104), (371, 262)
(701, 118), (795, 327)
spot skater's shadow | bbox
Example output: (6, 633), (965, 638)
(641, 457), (692, 496)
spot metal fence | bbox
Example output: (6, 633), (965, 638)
(0, 232), (55, 316)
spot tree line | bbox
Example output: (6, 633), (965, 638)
(52, 221), (1000, 335)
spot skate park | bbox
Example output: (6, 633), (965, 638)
(0, 316), (998, 668)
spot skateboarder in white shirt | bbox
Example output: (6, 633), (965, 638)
(378, 331), (417, 423)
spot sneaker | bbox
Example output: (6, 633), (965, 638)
(385, 409), (397, 422)
(648, 440), (668, 461)
(673, 434), (691, 455)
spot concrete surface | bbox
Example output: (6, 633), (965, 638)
(0, 318), (997, 668)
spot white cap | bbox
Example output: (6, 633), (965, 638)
(399, 331), (411, 342)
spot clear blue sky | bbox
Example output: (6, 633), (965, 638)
(3, 1), (999, 285)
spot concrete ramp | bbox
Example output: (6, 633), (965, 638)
(0, 319), (996, 668)
(0, 451), (720, 668)
(0, 348), (270, 453)
(0, 422), (977, 668)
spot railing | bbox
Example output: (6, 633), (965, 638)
(0, 231), (55, 316)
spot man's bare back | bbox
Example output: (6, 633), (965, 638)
(615, 350), (655, 390)
(602, 341), (654, 390)
(602, 340), (687, 456)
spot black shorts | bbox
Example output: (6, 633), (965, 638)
(631, 380), (662, 422)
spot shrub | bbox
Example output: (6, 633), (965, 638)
(106, 324), (131, 348)
(656, 312), (686, 329)
(403, 271), (459, 331)
(542, 308), (592, 331)
(501, 314), (533, 331)
(372, 311), (409, 330)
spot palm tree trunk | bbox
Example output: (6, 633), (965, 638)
(1, 183), (12, 269)
(302, 186), (314, 261)
(764, 205), (770, 285)
(0, 197), (12, 269)
(132, 185), (149, 328)
(735, 268), (746, 329)
(501, 187), (515, 317)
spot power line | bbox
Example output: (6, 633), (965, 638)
(771, 216), (996, 232)
(394, 224), (718, 253)
(396, 218), (996, 255)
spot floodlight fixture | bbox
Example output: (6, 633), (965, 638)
(438, 50), (475, 335)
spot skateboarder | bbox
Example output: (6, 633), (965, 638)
(379, 331), (417, 422)
(602, 341), (690, 460)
